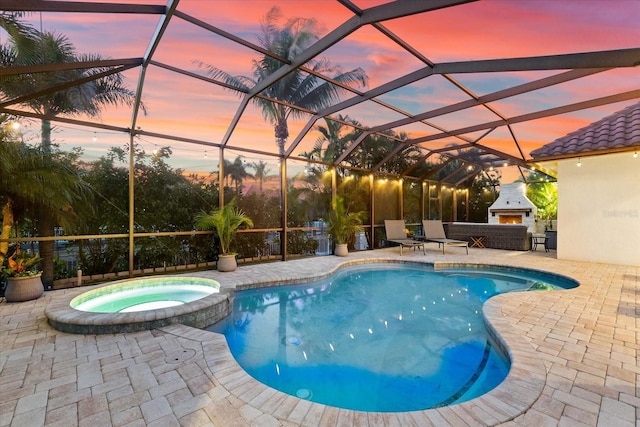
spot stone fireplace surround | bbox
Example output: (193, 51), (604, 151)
(488, 183), (537, 232)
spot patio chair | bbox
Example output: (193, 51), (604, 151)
(383, 220), (426, 255)
(420, 220), (469, 254)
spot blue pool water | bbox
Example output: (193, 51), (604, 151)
(209, 263), (576, 412)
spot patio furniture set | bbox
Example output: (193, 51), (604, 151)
(385, 220), (550, 254)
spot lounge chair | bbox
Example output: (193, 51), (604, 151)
(420, 220), (469, 254)
(384, 220), (426, 255)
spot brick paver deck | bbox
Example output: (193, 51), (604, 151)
(1, 247), (638, 426)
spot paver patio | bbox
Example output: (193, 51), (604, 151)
(1, 246), (638, 426)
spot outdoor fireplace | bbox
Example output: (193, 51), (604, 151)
(488, 183), (537, 232)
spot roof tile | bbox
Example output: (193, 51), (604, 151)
(530, 102), (640, 159)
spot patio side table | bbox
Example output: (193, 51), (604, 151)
(531, 234), (549, 252)
(470, 235), (486, 248)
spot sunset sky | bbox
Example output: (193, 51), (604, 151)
(5, 0), (640, 182)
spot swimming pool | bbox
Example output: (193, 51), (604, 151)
(210, 262), (577, 412)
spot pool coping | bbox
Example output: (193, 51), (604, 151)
(163, 257), (575, 424)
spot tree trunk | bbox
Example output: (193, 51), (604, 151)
(38, 118), (54, 288)
(41, 119), (51, 151)
(38, 213), (55, 288)
(274, 120), (288, 156)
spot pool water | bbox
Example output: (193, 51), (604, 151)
(210, 263), (576, 412)
(71, 277), (219, 313)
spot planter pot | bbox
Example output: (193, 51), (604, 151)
(334, 244), (349, 257)
(4, 274), (44, 302)
(217, 254), (237, 272)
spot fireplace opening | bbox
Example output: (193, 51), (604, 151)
(498, 215), (522, 224)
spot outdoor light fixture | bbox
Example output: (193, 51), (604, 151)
(634, 151), (638, 158)
(577, 158), (581, 167)
(92, 132), (97, 142)
(11, 121), (20, 131)
(204, 150), (207, 158)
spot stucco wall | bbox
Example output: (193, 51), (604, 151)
(557, 152), (640, 266)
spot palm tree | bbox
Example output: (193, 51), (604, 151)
(250, 160), (271, 193)
(0, 117), (91, 271)
(197, 7), (368, 156)
(0, 15), (142, 286)
(0, 19), (142, 149)
(231, 156), (252, 195)
(309, 115), (359, 163)
(194, 197), (254, 256)
(222, 156), (252, 195)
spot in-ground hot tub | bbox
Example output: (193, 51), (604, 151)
(46, 276), (231, 334)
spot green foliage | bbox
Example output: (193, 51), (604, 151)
(74, 143), (220, 274)
(467, 174), (500, 223)
(236, 193), (280, 228)
(403, 180), (422, 223)
(0, 123), (91, 276)
(527, 182), (557, 220)
(286, 230), (319, 255)
(234, 232), (272, 259)
(325, 195), (366, 245)
(337, 171), (370, 219)
(0, 14), (142, 285)
(0, 17), (143, 119)
(195, 198), (254, 255)
(2, 249), (41, 277)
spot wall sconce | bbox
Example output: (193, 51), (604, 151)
(577, 158), (581, 167)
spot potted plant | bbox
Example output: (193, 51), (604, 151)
(194, 198), (254, 272)
(325, 195), (366, 257)
(2, 250), (44, 302)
